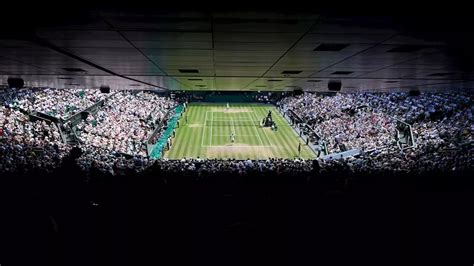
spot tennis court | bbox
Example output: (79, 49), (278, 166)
(165, 103), (315, 159)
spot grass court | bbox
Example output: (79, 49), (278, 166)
(165, 103), (315, 160)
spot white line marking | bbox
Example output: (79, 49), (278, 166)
(247, 110), (264, 146)
(210, 111), (214, 146)
(212, 134), (258, 137)
(202, 145), (273, 148)
(231, 117), (236, 132)
(207, 119), (258, 122)
(201, 111), (208, 147)
(211, 119), (258, 120)
(231, 116), (236, 143)
(252, 109), (272, 146)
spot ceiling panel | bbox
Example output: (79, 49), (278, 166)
(165, 69), (215, 76)
(102, 14), (212, 31)
(213, 21), (313, 33)
(0, 9), (473, 92)
(123, 31), (212, 42)
(311, 70), (371, 78)
(382, 35), (447, 45)
(155, 63), (215, 69)
(214, 42), (292, 51)
(213, 32), (301, 43)
(215, 77), (257, 90)
(131, 41), (212, 49)
(36, 30), (123, 41)
(300, 33), (392, 44)
(215, 68), (267, 76)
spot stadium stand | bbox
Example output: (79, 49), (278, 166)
(1, 88), (472, 176)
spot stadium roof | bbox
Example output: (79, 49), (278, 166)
(1, 5), (473, 92)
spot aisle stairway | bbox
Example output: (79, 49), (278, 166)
(58, 124), (79, 145)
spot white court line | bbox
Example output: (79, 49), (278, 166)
(205, 109), (272, 148)
(231, 117), (236, 133)
(252, 109), (272, 146)
(202, 145), (273, 148)
(231, 116), (236, 142)
(210, 111), (214, 146)
(246, 110), (264, 146)
(201, 111), (208, 147)
(207, 119), (256, 122)
(212, 134), (258, 137)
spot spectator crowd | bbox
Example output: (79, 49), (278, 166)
(76, 91), (174, 156)
(74, 91), (175, 174)
(1, 88), (472, 176)
(1, 105), (71, 173)
(278, 92), (473, 173)
(4, 88), (107, 120)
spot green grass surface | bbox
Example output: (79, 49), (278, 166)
(165, 103), (316, 160)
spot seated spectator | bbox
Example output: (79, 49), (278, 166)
(1, 88), (472, 176)
(0, 105), (70, 173)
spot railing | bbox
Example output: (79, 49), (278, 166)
(58, 91), (116, 126)
(149, 104), (184, 159)
(322, 149), (362, 160)
(64, 99), (106, 127)
(56, 123), (67, 144)
(13, 106), (30, 116)
(29, 111), (60, 123)
(70, 124), (80, 143)
(21, 111), (67, 144)
(288, 109), (304, 124)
